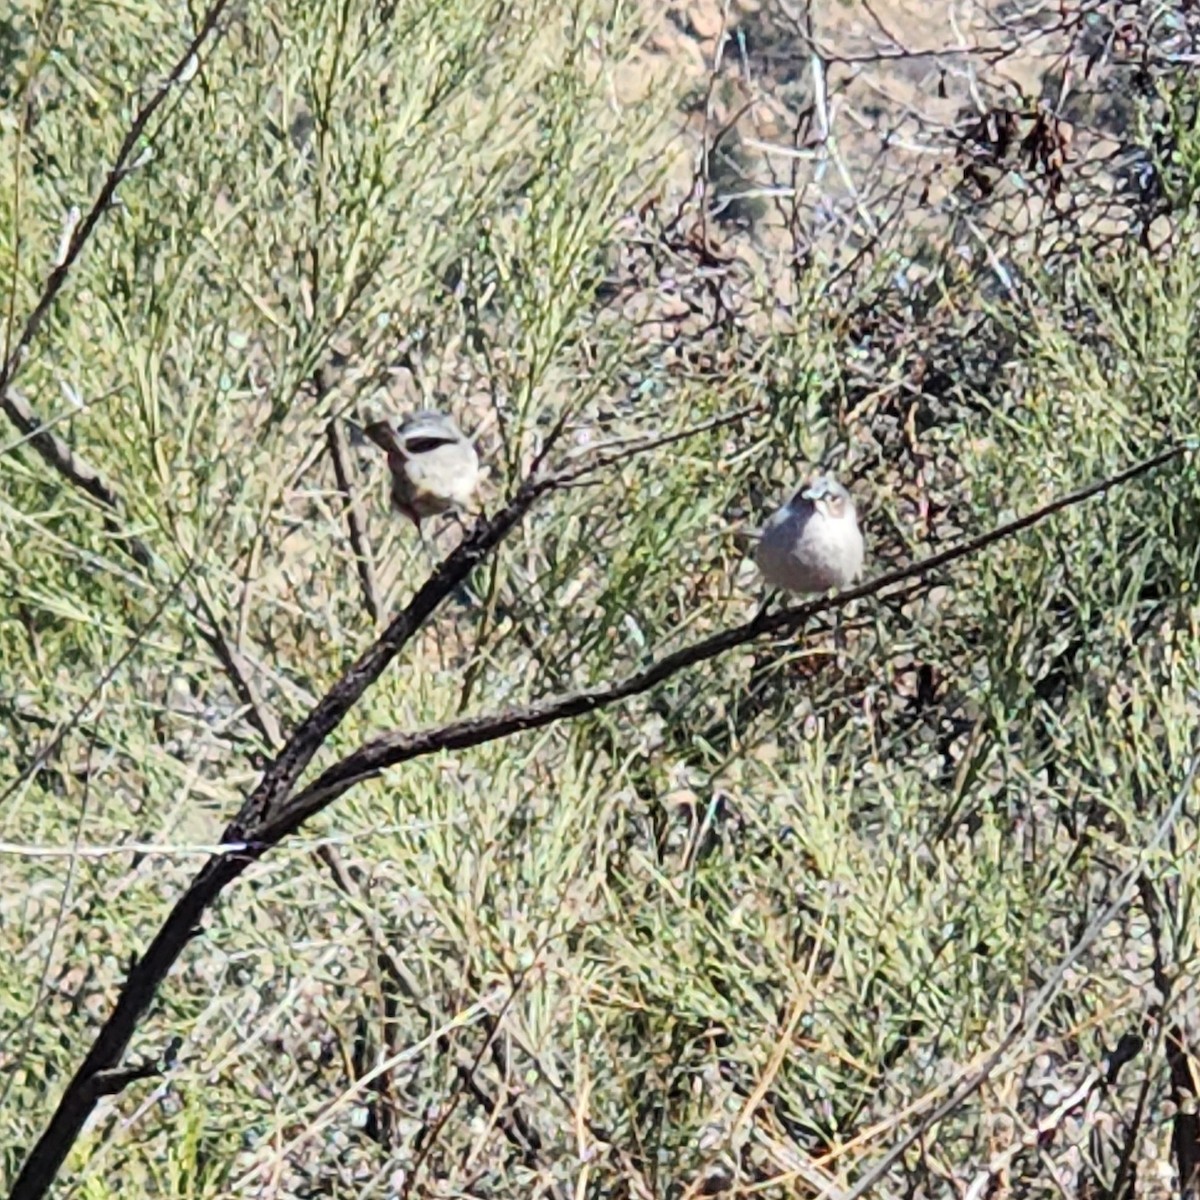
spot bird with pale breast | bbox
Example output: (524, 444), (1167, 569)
(755, 474), (864, 594)
(364, 409), (480, 539)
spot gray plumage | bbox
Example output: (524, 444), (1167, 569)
(364, 409), (480, 533)
(755, 474), (864, 594)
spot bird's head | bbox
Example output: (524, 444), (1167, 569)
(797, 474), (854, 520)
(363, 410), (467, 459)
(396, 410), (468, 456)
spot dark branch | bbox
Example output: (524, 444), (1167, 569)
(10, 400), (728, 1196)
(0, 1), (233, 396)
(7, 407), (1186, 1199)
(0, 1), (233, 572)
(257, 441), (1190, 843)
(5, 480), (551, 1200)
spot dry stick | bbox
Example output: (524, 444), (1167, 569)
(0, 0), (312, 759)
(9, 442), (1189, 1199)
(192, 592), (284, 749)
(3, 458), (570, 1200)
(0, 3), (259, 746)
(0, 388), (155, 568)
(5, 493), (518, 1196)
(325, 414), (382, 623)
(1167, 1022), (1200, 1200)
(319, 410), (562, 1186)
(832, 737), (1200, 1200)
(555, 402), (762, 475)
(962, 1071), (1104, 1200)
(400, 970), (532, 1200)
(317, 848), (565, 1196)
(265, 441), (1190, 840)
(0, 0), (232, 553)
(0, 562), (199, 813)
(455, 402), (765, 712)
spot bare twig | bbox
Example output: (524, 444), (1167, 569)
(839, 735), (1200, 1200)
(0, 387), (157, 569)
(6, 492), (540, 1200)
(262, 441), (1190, 838)
(556, 401), (761, 477)
(192, 593), (283, 749)
(314, 844), (565, 1195)
(400, 968), (531, 1200)
(963, 1071), (1104, 1200)
(0, 0), (233, 518)
(0, 562), (199, 814)
(7, 401), (742, 1197)
(1167, 1022), (1200, 1200)
(326, 414), (382, 623)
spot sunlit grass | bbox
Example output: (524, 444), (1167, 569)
(3, 0), (1200, 1196)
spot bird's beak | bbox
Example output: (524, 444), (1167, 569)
(800, 480), (831, 502)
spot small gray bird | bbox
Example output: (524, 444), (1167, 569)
(364, 409), (480, 538)
(755, 474), (864, 594)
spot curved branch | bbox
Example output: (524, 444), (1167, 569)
(1, 2), (233, 395)
(6, 398), (759, 1200)
(5, 475), (554, 1200)
(0, 4), (233, 559)
(256, 439), (1190, 844)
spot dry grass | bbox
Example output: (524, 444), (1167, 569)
(3, 1), (1200, 1197)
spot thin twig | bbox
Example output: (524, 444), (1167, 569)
(192, 593), (283, 749)
(0, 0), (233, 508)
(264, 441), (1190, 836)
(555, 402), (761, 478)
(962, 1071), (1103, 1200)
(314, 844), (567, 1196)
(0, 563), (199, 813)
(839, 736), (1200, 1200)
(7, 403), (739, 1197)
(326, 414), (382, 623)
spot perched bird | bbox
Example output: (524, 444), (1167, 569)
(755, 474), (864, 594)
(364, 409), (480, 539)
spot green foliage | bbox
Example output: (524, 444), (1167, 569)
(4, 0), (1200, 1196)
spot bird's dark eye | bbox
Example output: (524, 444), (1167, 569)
(404, 436), (457, 454)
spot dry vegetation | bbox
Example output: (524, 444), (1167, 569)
(3, 0), (1200, 1197)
